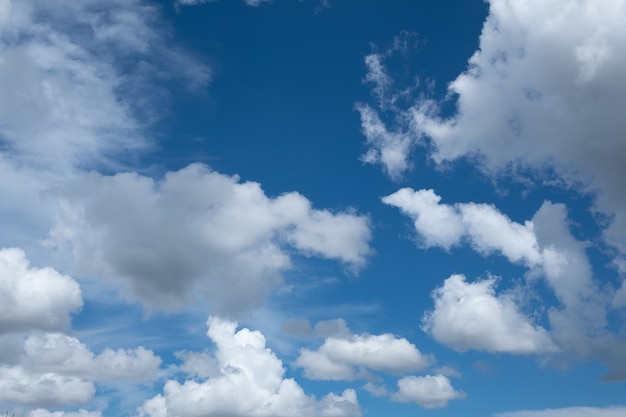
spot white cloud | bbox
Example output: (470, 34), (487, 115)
(357, 103), (413, 181)
(363, 0), (626, 265)
(0, 248), (82, 334)
(495, 406), (626, 417)
(389, 188), (626, 377)
(137, 317), (361, 417)
(0, 366), (95, 406)
(0, 331), (161, 407)
(391, 374), (465, 409)
(382, 188), (541, 264)
(381, 188), (464, 249)
(296, 332), (430, 380)
(22, 333), (161, 381)
(422, 274), (556, 354)
(28, 410), (102, 417)
(0, 0), (210, 255)
(46, 163), (371, 313)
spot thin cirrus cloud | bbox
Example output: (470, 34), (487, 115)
(46, 163), (372, 313)
(136, 317), (361, 417)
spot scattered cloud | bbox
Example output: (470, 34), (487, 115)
(391, 374), (466, 409)
(387, 187), (626, 378)
(0, 248), (82, 334)
(136, 316), (361, 417)
(422, 274), (556, 354)
(295, 331), (431, 380)
(361, 0), (626, 269)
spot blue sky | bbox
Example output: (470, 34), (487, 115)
(1, 0), (626, 416)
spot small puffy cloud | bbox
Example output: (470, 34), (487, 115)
(383, 188), (541, 264)
(422, 274), (556, 354)
(0, 248), (82, 334)
(382, 188), (464, 249)
(47, 164), (371, 313)
(495, 406), (626, 417)
(137, 316), (361, 417)
(295, 332), (430, 380)
(391, 374), (465, 409)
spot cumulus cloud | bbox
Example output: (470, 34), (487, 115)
(382, 188), (541, 264)
(422, 274), (556, 354)
(46, 163), (371, 313)
(0, 366), (95, 406)
(295, 331), (430, 380)
(136, 316), (361, 417)
(391, 374), (465, 409)
(0, 332), (161, 407)
(387, 187), (626, 377)
(362, 0), (626, 265)
(495, 406), (626, 417)
(0, 248), (82, 334)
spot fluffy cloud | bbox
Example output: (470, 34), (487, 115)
(391, 375), (465, 409)
(0, 366), (95, 406)
(47, 163), (371, 312)
(0, 0), (210, 255)
(0, 332), (161, 407)
(383, 188), (541, 264)
(387, 187), (626, 377)
(362, 0), (626, 265)
(422, 274), (556, 354)
(137, 317), (361, 417)
(21, 333), (161, 381)
(0, 248), (82, 333)
(295, 331), (430, 380)
(495, 406), (626, 417)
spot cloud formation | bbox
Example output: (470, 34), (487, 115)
(0, 248), (82, 334)
(422, 274), (555, 354)
(386, 187), (626, 378)
(391, 374), (466, 409)
(296, 331), (431, 380)
(137, 317), (361, 417)
(47, 163), (371, 313)
(361, 0), (626, 274)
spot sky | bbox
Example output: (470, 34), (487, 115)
(0, 0), (625, 416)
